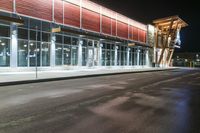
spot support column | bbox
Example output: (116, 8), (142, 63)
(145, 49), (149, 67)
(10, 24), (18, 68)
(114, 45), (118, 66)
(50, 33), (56, 67)
(137, 47), (140, 66)
(127, 48), (130, 66)
(98, 43), (103, 66)
(78, 39), (83, 66)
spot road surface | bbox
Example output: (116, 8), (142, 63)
(0, 68), (200, 133)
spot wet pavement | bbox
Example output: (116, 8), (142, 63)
(0, 68), (200, 133)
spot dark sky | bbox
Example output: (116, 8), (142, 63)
(91, 0), (199, 52)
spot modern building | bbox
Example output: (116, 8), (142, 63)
(0, 0), (186, 71)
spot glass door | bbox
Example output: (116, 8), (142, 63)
(87, 48), (94, 67)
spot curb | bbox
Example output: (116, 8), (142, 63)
(0, 68), (178, 87)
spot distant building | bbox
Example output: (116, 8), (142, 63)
(173, 52), (200, 67)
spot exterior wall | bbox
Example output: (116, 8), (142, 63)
(16, 0), (52, 21)
(0, 0), (13, 12)
(0, 0), (147, 44)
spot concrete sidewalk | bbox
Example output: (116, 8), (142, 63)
(0, 67), (176, 86)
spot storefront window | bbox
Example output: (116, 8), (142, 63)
(55, 44), (63, 65)
(42, 32), (50, 42)
(63, 45), (71, 65)
(41, 42), (50, 66)
(18, 28), (28, 40)
(82, 39), (87, 66)
(0, 38), (10, 67)
(82, 47), (87, 66)
(29, 42), (40, 67)
(129, 50), (132, 66)
(106, 49), (111, 66)
(30, 30), (41, 41)
(0, 25), (10, 37)
(18, 40), (28, 66)
(71, 46), (78, 66)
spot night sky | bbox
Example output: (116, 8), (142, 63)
(91, 0), (199, 52)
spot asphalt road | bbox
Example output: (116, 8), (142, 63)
(0, 68), (200, 133)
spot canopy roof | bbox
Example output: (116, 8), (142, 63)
(153, 15), (188, 29)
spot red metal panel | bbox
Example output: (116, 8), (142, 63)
(54, 0), (63, 24)
(0, 0), (13, 12)
(129, 26), (133, 40)
(102, 15), (111, 35)
(117, 21), (128, 39)
(64, 2), (80, 28)
(82, 9), (100, 32)
(16, 0), (52, 21)
(132, 27), (138, 41)
(138, 29), (146, 43)
(112, 19), (116, 36)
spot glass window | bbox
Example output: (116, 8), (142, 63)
(134, 50), (137, 65)
(111, 50), (115, 66)
(102, 43), (106, 49)
(64, 36), (71, 44)
(55, 44), (63, 65)
(42, 21), (50, 32)
(30, 30), (41, 41)
(106, 49), (111, 66)
(107, 43), (111, 49)
(82, 39), (87, 47)
(30, 19), (41, 30)
(88, 40), (93, 47)
(117, 51), (121, 65)
(56, 34), (62, 44)
(121, 51), (124, 66)
(0, 38), (10, 66)
(72, 38), (78, 46)
(18, 40), (28, 66)
(18, 28), (28, 39)
(0, 25), (10, 37)
(42, 32), (50, 42)
(71, 46), (78, 66)
(102, 49), (106, 66)
(94, 41), (98, 47)
(63, 45), (71, 65)
(41, 42), (50, 66)
(82, 47), (87, 66)
(29, 42), (40, 67)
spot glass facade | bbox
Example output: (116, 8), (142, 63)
(0, 38), (10, 67)
(0, 12), (152, 69)
(0, 23), (10, 67)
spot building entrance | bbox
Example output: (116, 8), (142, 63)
(87, 40), (99, 67)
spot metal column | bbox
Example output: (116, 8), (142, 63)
(114, 45), (118, 66)
(78, 39), (83, 66)
(127, 48), (130, 66)
(50, 33), (56, 67)
(137, 47), (140, 66)
(10, 24), (18, 67)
